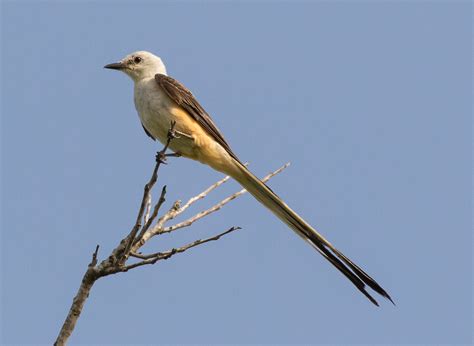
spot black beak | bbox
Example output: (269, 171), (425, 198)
(104, 62), (125, 70)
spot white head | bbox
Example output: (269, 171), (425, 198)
(104, 51), (167, 82)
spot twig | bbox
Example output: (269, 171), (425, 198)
(176, 174), (231, 215)
(121, 121), (177, 260)
(125, 226), (241, 271)
(133, 185), (167, 246)
(162, 163), (290, 233)
(170, 163), (249, 218)
(144, 194), (152, 224)
(128, 162), (288, 250)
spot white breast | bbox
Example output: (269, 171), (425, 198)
(134, 78), (171, 144)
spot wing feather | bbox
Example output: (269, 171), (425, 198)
(155, 74), (241, 163)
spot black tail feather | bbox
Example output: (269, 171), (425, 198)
(312, 240), (380, 306)
(332, 248), (395, 305)
(285, 213), (391, 306)
(233, 162), (394, 306)
(280, 204), (393, 306)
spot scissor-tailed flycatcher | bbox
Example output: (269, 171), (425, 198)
(105, 51), (393, 306)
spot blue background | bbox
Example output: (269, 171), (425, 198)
(1, 1), (472, 344)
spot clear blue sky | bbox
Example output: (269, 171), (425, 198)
(1, 1), (471, 344)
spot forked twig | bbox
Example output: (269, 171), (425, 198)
(126, 226), (241, 270)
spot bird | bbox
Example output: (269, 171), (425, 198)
(104, 50), (393, 306)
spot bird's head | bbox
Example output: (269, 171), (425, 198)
(104, 51), (167, 82)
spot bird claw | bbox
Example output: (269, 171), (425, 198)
(155, 151), (168, 164)
(155, 151), (181, 164)
(167, 128), (179, 140)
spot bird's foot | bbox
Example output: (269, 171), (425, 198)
(155, 150), (181, 164)
(155, 151), (168, 164)
(167, 126), (179, 140)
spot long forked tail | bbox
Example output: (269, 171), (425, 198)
(230, 160), (394, 306)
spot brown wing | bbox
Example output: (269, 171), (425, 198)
(155, 73), (241, 163)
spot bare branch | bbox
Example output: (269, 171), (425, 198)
(143, 194), (152, 224)
(55, 121), (291, 344)
(122, 122), (177, 259)
(54, 246), (101, 346)
(124, 226), (241, 271)
(169, 163), (249, 219)
(90, 245), (100, 266)
(133, 185), (167, 246)
(176, 175), (231, 215)
(55, 122), (178, 345)
(162, 162), (290, 233)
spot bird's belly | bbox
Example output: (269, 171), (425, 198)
(137, 99), (202, 160)
(139, 105), (173, 143)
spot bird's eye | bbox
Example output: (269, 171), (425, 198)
(134, 56), (142, 64)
